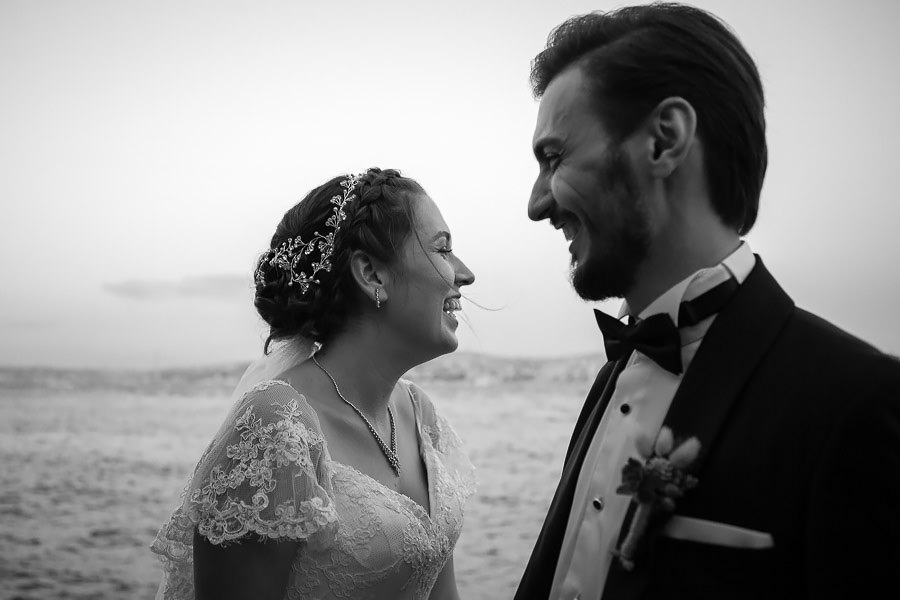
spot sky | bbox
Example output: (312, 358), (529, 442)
(1, 0), (899, 369)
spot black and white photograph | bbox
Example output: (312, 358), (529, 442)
(2, 1), (899, 598)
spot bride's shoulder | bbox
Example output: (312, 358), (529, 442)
(233, 379), (322, 429)
(238, 378), (304, 405)
(400, 378), (435, 415)
(400, 380), (475, 493)
(242, 378), (296, 395)
(399, 379), (453, 436)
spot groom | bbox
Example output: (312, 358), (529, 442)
(515, 4), (900, 600)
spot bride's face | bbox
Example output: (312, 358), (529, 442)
(385, 194), (475, 358)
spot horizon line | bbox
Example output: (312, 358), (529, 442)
(0, 349), (606, 373)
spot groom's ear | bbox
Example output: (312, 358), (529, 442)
(643, 96), (697, 179)
(349, 250), (389, 305)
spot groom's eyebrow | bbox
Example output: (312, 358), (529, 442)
(533, 136), (562, 161)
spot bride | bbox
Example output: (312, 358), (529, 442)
(152, 168), (477, 599)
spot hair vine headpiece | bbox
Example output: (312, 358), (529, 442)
(255, 172), (363, 294)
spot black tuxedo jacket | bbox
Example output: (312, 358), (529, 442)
(515, 258), (900, 599)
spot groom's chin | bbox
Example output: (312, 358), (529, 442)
(571, 258), (631, 302)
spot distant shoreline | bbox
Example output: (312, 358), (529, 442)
(0, 350), (602, 373)
(0, 351), (606, 394)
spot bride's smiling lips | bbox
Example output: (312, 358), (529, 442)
(442, 296), (462, 325)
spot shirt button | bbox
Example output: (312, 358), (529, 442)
(620, 403), (631, 415)
(592, 497), (604, 511)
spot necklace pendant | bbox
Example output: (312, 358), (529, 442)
(389, 450), (400, 475)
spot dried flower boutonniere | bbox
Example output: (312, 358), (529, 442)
(613, 426), (701, 571)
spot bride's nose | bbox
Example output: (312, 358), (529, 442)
(454, 256), (475, 287)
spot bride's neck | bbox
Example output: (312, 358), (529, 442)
(313, 330), (410, 416)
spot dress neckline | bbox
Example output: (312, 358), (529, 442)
(265, 378), (437, 521)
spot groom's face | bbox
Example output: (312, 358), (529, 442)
(529, 66), (651, 301)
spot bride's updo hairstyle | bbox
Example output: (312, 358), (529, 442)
(254, 167), (424, 353)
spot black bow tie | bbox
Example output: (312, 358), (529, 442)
(594, 277), (739, 375)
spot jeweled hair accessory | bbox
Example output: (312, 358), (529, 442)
(255, 172), (363, 294)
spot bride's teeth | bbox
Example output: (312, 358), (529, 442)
(443, 298), (461, 315)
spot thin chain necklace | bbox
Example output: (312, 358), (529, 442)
(312, 356), (401, 476)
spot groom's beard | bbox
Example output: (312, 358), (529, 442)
(571, 149), (650, 302)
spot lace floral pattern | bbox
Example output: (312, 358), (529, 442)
(152, 379), (475, 600)
(187, 398), (338, 544)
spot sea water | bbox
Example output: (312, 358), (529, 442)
(0, 364), (596, 600)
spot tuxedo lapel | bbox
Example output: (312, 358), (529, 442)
(515, 356), (629, 600)
(602, 258), (795, 599)
(662, 258), (794, 467)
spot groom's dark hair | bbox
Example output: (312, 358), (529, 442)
(531, 3), (767, 235)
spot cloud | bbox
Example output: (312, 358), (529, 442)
(102, 275), (251, 300)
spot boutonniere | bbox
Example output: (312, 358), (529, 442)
(613, 426), (701, 571)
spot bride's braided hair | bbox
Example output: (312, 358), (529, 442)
(254, 167), (424, 352)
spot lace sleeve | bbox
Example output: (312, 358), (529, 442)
(406, 380), (477, 503)
(155, 380), (337, 556)
(189, 381), (337, 545)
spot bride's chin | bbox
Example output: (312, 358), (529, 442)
(439, 332), (459, 353)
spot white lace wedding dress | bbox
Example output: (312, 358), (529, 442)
(151, 378), (476, 600)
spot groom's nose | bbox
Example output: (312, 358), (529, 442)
(528, 174), (553, 222)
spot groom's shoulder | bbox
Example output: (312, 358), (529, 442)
(747, 257), (898, 377)
(780, 306), (900, 382)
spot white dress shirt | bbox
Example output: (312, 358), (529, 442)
(548, 242), (757, 600)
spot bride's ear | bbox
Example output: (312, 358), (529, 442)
(349, 250), (389, 306)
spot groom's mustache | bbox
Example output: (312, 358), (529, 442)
(548, 209), (574, 231)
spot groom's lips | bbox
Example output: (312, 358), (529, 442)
(550, 212), (579, 242)
(552, 220), (579, 249)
